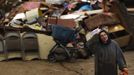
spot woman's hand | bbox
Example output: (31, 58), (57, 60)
(120, 68), (128, 75)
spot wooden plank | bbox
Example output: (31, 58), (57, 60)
(47, 18), (76, 28)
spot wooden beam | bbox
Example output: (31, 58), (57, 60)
(127, 8), (134, 13)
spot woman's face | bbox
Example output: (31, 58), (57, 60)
(100, 32), (108, 44)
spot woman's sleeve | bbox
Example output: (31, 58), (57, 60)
(115, 41), (127, 70)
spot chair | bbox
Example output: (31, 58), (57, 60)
(22, 32), (40, 60)
(4, 31), (22, 59)
(0, 34), (7, 61)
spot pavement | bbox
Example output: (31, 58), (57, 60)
(0, 51), (133, 75)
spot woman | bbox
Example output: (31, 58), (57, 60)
(87, 30), (128, 75)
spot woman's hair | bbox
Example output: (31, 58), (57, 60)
(98, 30), (111, 45)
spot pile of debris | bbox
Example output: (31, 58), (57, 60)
(0, 0), (131, 62)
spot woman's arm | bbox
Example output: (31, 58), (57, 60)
(115, 41), (128, 75)
(115, 41), (127, 70)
